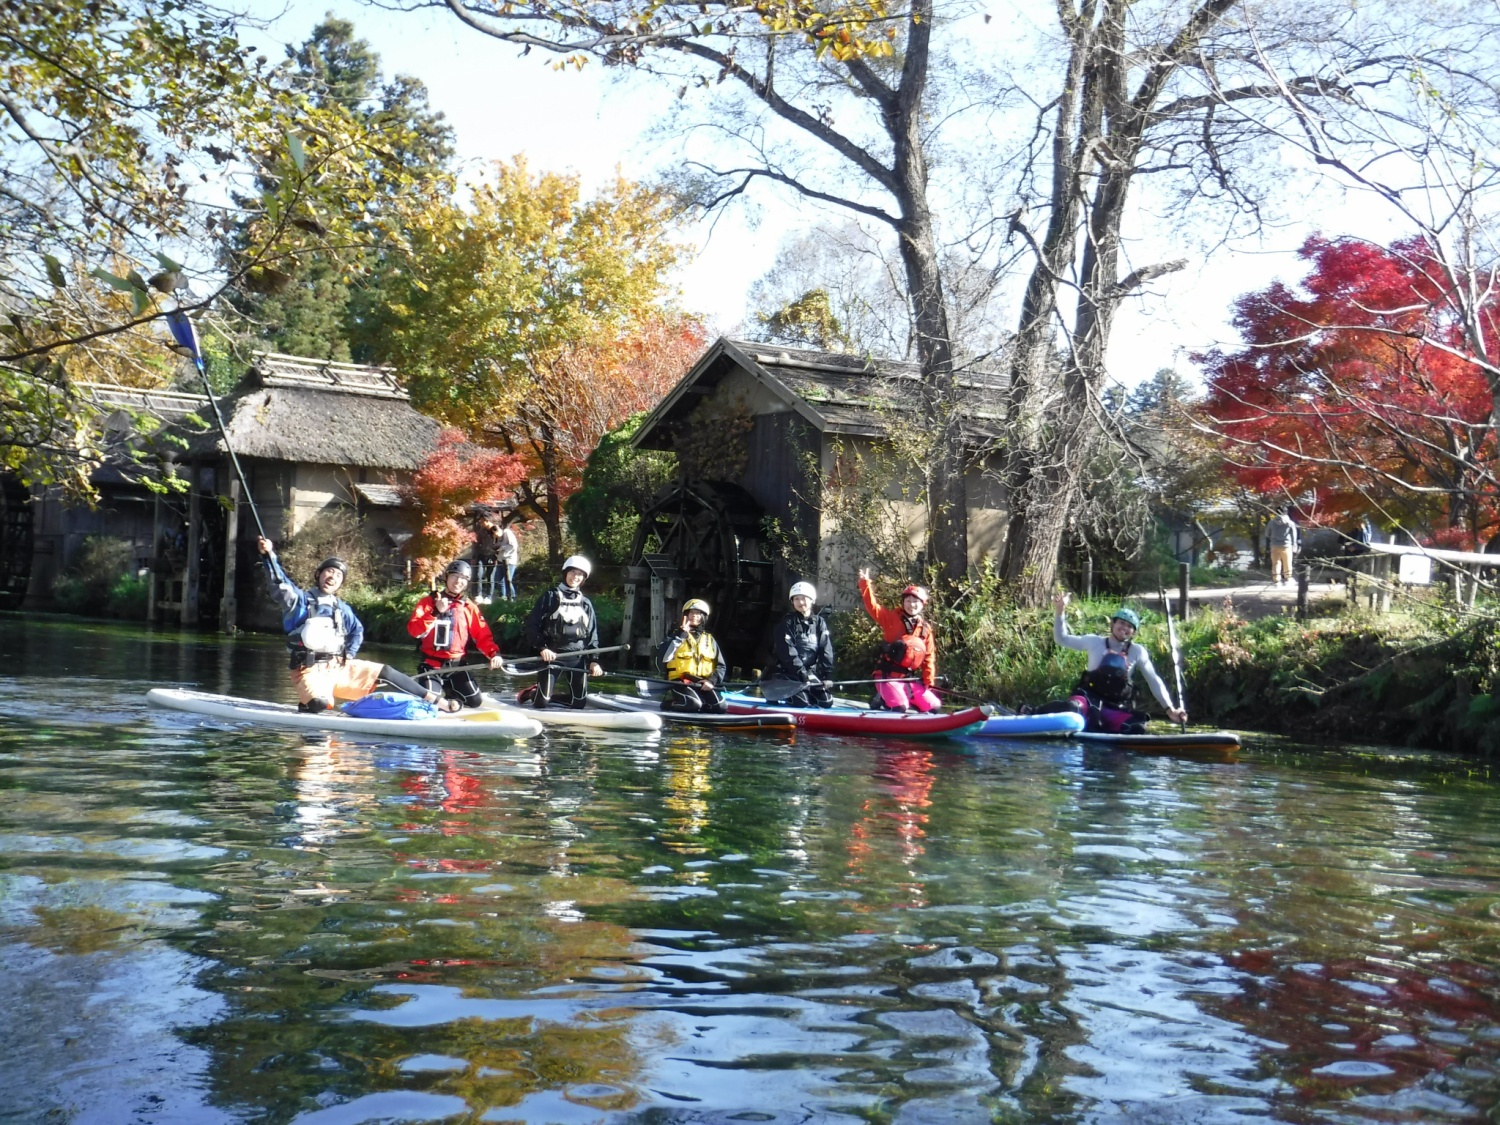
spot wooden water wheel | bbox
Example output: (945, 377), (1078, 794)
(622, 480), (777, 675)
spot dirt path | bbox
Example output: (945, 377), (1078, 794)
(1138, 574), (1353, 621)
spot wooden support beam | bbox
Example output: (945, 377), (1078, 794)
(182, 472), (201, 625)
(220, 473), (240, 633)
(148, 487), (164, 625)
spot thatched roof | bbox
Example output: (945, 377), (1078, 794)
(188, 384), (440, 469)
(634, 337), (1008, 449)
(81, 351), (442, 471)
(245, 352), (407, 400)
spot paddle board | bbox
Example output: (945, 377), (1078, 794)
(147, 688), (543, 740)
(722, 691), (987, 738)
(973, 712), (1087, 738)
(587, 693), (796, 730)
(478, 693), (662, 732)
(1074, 729), (1241, 757)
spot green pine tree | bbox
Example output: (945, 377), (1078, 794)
(226, 17), (454, 362)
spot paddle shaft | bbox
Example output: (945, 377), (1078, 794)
(1160, 585), (1189, 733)
(428, 645), (630, 681)
(505, 643), (627, 668)
(414, 660), (493, 683)
(167, 310), (266, 541)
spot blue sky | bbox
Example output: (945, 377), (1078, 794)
(243, 2), (1411, 387)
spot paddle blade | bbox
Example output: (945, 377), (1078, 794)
(164, 309), (203, 368)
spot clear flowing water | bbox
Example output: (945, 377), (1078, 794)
(2, 617), (1499, 1124)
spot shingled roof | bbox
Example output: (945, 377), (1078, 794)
(633, 337), (1008, 448)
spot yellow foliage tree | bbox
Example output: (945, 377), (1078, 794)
(366, 158), (689, 560)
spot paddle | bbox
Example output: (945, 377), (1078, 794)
(165, 308), (267, 541)
(413, 659), (493, 683)
(504, 644), (628, 669)
(1159, 584), (1189, 733)
(423, 644), (629, 682)
(594, 670), (695, 693)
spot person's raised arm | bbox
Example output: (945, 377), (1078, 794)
(1052, 592), (1090, 652)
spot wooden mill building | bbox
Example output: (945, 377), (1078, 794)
(24, 353), (441, 631)
(620, 336), (1009, 671)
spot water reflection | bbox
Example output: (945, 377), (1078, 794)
(0, 616), (1497, 1122)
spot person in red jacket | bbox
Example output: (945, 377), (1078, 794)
(857, 568), (942, 713)
(407, 560), (505, 708)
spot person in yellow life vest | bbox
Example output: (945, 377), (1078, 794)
(657, 598), (727, 713)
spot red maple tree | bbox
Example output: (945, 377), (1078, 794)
(398, 430), (527, 580)
(1199, 235), (1500, 547)
(498, 312), (707, 561)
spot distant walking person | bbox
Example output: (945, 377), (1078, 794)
(496, 521), (520, 600)
(1268, 505), (1300, 586)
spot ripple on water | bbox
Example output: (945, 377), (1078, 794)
(4, 620), (1500, 1123)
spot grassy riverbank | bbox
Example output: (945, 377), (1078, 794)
(897, 573), (1499, 755)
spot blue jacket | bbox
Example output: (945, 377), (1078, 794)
(262, 553), (365, 658)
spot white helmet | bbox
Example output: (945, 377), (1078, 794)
(561, 554), (592, 578)
(789, 581), (817, 602)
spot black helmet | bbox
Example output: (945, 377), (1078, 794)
(444, 559), (472, 579)
(316, 557), (348, 578)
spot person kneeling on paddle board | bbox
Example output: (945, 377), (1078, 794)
(408, 559), (505, 708)
(257, 538), (460, 714)
(523, 555), (603, 709)
(658, 598), (727, 713)
(1040, 594), (1187, 733)
(858, 569), (941, 713)
(762, 581), (834, 707)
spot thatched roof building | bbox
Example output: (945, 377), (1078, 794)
(26, 351), (444, 630)
(184, 353), (441, 470)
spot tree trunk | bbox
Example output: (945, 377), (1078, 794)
(540, 424), (564, 565)
(891, 0), (967, 584)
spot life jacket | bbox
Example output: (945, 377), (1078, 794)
(1079, 646), (1134, 707)
(876, 616), (931, 674)
(544, 586), (592, 648)
(776, 611), (829, 675)
(878, 634), (927, 671)
(297, 595), (347, 655)
(421, 595), (472, 660)
(664, 629), (720, 681)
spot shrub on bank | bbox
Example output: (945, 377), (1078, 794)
(52, 536), (145, 620)
(1176, 601), (1500, 754)
(831, 569), (1498, 754)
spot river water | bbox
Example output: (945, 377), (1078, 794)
(2, 616), (1498, 1124)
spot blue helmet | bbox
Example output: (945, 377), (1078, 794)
(1111, 607), (1141, 630)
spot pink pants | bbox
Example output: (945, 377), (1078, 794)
(1070, 694), (1135, 733)
(877, 677), (941, 712)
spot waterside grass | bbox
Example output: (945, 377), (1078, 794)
(883, 572), (1500, 755)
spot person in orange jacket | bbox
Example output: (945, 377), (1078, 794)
(408, 560), (505, 708)
(857, 568), (942, 713)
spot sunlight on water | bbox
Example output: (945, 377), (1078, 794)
(1, 616), (1497, 1123)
